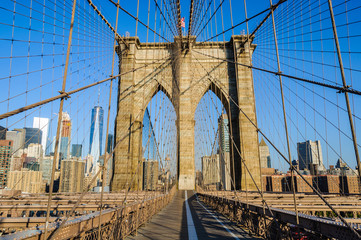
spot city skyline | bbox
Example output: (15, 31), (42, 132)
(0, 0), (360, 238)
(1, 117), (358, 175)
(0, 0), (360, 180)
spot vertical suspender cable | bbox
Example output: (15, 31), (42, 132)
(154, 0), (158, 42)
(146, 0), (151, 42)
(44, 0), (77, 238)
(176, 0), (183, 41)
(135, 0), (140, 36)
(97, 0), (120, 238)
(188, 0), (195, 46)
(269, 0), (299, 224)
(229, 0), (234, 35)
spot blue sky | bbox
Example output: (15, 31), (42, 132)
(0, 0), (360, 175)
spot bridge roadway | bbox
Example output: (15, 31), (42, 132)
(128, 190), (257, 240)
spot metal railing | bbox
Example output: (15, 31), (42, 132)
(2, 186), (176, 240)
(198, 192), (361, 240)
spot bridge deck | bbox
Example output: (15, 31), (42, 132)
(128, 190), (257, 240)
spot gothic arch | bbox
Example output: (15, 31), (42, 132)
(141, 82), (175, 122)
(113, 35), (260, 191)
(193, 81), (231, 120)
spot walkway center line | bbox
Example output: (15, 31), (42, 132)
(195, 192), (240, 240)
(185, 191), (198, 240)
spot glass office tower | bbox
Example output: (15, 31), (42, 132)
(89, 106), (104, 171)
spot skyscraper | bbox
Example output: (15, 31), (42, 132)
(106, 134), (113, 153)
(50, 136), (56, 154)
(0, 140), (13, 188)
(27, 143), (43, 159)
(297, 140), (325, 171)
(6, 129), (25, 157)
(61, 113), (72, 137)
(143, 160), (158, 190)
(59, 112), (71, 168)
(40, 156), (54, 183)
(84, 154), (94, 174)
(259, 138), (271, 168)
(71, 144), (82, 158)
(59, 137), (69, 162)
(24, 127), (42, 148)
(218, 114), (231, 190)
(202, 154), (221, 188)
(218, 114), (230, 152)
(0, 126), (7, 140)
(7, 168), (44, 193)
(89, 106), (104, 170)
(33, 117), (50, 156)
(60, 157), (85, 192)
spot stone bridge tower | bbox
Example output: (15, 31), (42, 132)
(111, 35), (260, 191)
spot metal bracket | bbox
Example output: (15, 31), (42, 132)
(59, 91), (71, 100)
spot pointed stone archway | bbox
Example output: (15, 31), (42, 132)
(111, 36), (260, 191)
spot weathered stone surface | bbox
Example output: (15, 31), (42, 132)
(111, 36), (260, 191)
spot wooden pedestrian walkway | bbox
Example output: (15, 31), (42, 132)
(127, 191), (258, 240)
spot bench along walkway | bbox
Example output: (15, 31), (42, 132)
(128, 190), (258, 240)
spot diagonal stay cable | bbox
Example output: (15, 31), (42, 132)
(187, 0), (195, 45)
(162, 0), (178, 35)
(48, 125), (141, 239)
(253, 53), (361, 148)
(192, 50), (361, 95)
(153, 0), (177, 36)
(47, 58), (177, 238)
(191, 49), (361, 239)
(195, 0), (225, 39)
(0, 55), (173, 120)
(176, 0), (182, 40)
(199, 5), (271, 43)
(86, 0), (129, 48)
(108, 0), (171, 42)
(169, 0), (180, 35)
(247, 0), (287, 42)
(192, 0), (212, 37)
(190, 0), (205, 36)
(192, 51), (277, 219)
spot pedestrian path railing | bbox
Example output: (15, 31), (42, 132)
(2, 187), (176, 240)
(198, 192), (361, 240)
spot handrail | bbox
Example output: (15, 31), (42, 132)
(2, 186), (176, 240)
(198, 193), (361, 240)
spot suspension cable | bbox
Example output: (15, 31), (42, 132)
(193, 50), (361, 95)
